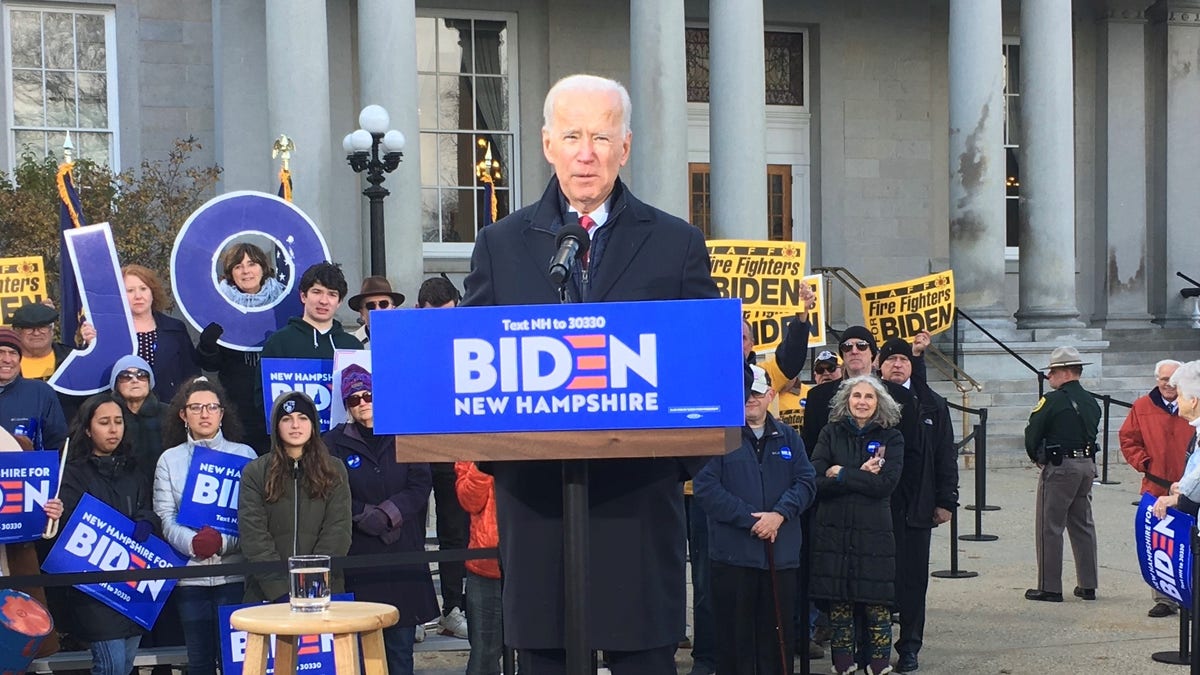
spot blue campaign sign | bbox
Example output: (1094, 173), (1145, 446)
(48, 223), (138, 396)
(1135, 492), (1194, 609)
(176, 447), (252, 536)
(0, 451), (58, 544)
(372, 298), (745, 434)
(260, 359), (334, 433)
(42, 493), (187, 630)
(219, 594), (354, 675)
(171, 191), (331, 350)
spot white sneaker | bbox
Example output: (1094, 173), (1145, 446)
(414, 624), (425, 643)
(439, 606), (469, 639)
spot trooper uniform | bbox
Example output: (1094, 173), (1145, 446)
(1024, 347), (1101, 601)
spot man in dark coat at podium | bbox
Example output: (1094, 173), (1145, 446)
(462, 73), (719, 674)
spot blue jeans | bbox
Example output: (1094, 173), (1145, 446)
(175, 582), (245, 675)
(465, 572), (504, 675)
(687, 495), (715, 668)
(382, 624), (416, 675)
(90, 635), (140, 675)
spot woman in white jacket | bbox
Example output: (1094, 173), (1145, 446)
(154, 376), (257, 675)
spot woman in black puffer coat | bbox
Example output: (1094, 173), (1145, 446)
(809, 375), (905, 675)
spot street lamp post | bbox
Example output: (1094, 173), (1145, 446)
(343, 104), (405, 277)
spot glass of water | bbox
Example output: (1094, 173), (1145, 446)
(288, 554), (331, 613)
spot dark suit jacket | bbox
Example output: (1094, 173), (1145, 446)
(462, 176), (719, 651)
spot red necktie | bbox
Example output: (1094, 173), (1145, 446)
(579, 215), (596, 267)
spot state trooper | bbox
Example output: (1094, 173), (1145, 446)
(1023, 346), (1101, 603)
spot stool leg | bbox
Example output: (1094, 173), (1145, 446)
(360, 628), (389, 675)
(243, 634), (270, 675)
(274, 635), (299, 675)
(332, 633), (362, 674)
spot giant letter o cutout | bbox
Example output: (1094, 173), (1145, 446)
(171, 191), (330, 350)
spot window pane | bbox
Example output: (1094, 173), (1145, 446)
(415, 17), (437, 72)
(10, 11), (42, 68)
(438, 132), (475, 187)
(75, 131), (110, 167)
(45, 71), (77, 126)
(444, 188), (476, 243)
(437, 74), (466, 129)
(13, 130), (46, 158)
(764, 32), (804, 106)
(438, 19), (470, 73)
(475, 76), (508, 130)
(474, 21), (506, 75)
(12, 69), (45, 126)
(686, 28), (710, 103)
(43, 12), (75, 70)
(1006, 96), (1022, 147)
(421, 188), (441, 242)
(418, 74), (438, 129)
(1005, 46), (1020, 95)
(75, 14), (105, 71)
(419, 132), (438, 185)
(77, 72), (107, 127)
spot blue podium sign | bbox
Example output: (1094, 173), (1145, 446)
(372, 299), (745, 435)
(1135, 492), (1194, 609)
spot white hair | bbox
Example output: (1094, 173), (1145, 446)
(1156, 359), (1183, 377)
(1169, 360), (1200, 402)
(542, 74), (632, 135)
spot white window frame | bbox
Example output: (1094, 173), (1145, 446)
(3, 3), (120, 170)
(416, 9), (520, 259)
(1003, 35), (1019, 262)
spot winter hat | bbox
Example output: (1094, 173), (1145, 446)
(109, 354), (156, 390)
(877, 337), (914, 364)
(272, 391), (320, 430)
(0, 328), (22, 356)
(838, 325), (878, 356)
(341, 364), (372, 400)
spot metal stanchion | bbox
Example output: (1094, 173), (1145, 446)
(1099, 396), (1121, 485)
(931, 507), (978, 579)
(960, 420), (998, 542)
(1153, 525), (1199, 667)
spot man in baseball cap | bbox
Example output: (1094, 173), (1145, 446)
(812, 350), (841, 385)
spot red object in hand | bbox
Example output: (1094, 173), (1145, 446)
(191, 526), (222, 559)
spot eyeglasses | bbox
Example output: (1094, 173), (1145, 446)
(346, 392), (373, 407)
(185, 403), (224, 414)
(364, 300), (391, 310)
(841, 340), (871, 353)
(1158, 377), (1175, 384)
(814, 365), (838, 375)
(16, 325), (51, 334)
(116, 370), (151, 383)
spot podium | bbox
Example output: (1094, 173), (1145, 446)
(396, 427), (739, 675)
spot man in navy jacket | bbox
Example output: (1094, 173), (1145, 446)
(695, 366), (817, 675)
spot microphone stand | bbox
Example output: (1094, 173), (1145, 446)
(557, 262), (593, 675)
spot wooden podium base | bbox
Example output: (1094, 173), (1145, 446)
(394, 426), (742, 462)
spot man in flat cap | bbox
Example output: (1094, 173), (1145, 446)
(1024, 346), (1100, 604)
(10, 301), (76, 382)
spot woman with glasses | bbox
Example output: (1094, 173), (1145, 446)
(43, 393), (161, 675)
(123, 264), (200, 403)
(109, 355), (168, 487)
(809, 375), (905, 675)
(153, 376), (257, 675)
(325, 364), (437, 675)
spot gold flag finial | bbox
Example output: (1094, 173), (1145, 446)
(272, 134), (295, 171)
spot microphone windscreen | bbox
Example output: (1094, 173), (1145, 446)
(555, 223), (591, 257)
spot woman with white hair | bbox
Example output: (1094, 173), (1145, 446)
(808, 375), (905, 675)
(1151, 360), (1200, 517)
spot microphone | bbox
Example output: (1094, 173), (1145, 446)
(548, 221), (591, 285)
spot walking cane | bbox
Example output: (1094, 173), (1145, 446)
(766, 540), (789, 674)
(42, 439), (68, 539)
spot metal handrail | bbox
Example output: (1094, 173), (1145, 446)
(953, 307), (1049, 397)
(813, 265), (982, 395)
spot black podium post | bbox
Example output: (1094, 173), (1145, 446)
(563, 460), (591, 675)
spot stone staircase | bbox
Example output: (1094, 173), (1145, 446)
(926, 326), (1200, 470)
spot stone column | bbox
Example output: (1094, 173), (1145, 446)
(709, 0), (766, 239)
(630, 0), (688, 219)
(947, 0), (1008, 322)
(1150, 1), (1200, 323)
(357, 0), (423, 303)
(1095, 3), (1152, 326)
(265, 0), (332, 238)
(1015, 0), (1083, 327)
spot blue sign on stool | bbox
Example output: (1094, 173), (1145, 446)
(371, 298), (745, 435)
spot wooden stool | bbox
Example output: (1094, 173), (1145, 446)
(230, 601), (400, 675)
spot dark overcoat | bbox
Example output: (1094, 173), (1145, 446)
(147, 312), (200, 404)
(808, 418), (904, 606)
(461, 176), (719, 650)
(323, 422), (439, 627)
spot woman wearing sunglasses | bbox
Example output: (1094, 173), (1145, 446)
(347, 276), (406, 349)
(325, 364), (437, 675)
(109, 355), (168, 487)
(154, 376), (257, 675)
